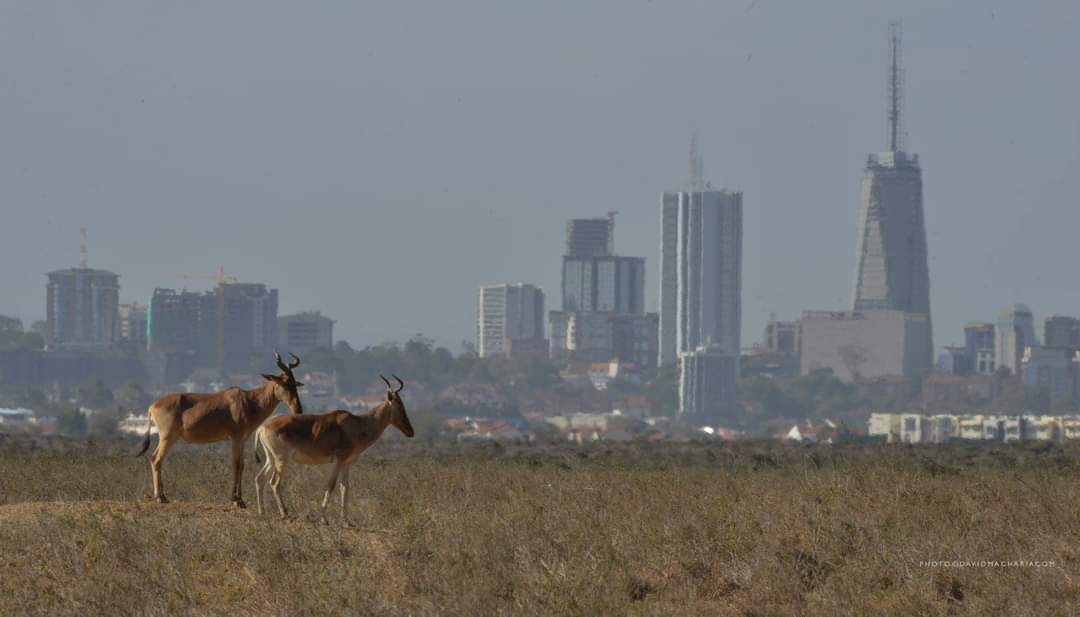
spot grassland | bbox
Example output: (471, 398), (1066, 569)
(0, 435), (1078, 616)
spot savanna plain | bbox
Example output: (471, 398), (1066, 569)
(0, 435), (1078, 616)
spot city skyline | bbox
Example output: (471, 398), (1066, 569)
(1, 2), (1077, 351)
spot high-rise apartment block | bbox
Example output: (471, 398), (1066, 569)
(477, 284), (546, 358)
(45, 268), (120, 348)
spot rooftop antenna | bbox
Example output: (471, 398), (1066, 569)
(80, 226), (88, 269)
(886, 20), (905, 153)
(688, 131), (705, 191)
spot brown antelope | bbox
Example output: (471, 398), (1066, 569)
(253, 375), (414, 522)
(137, 352), (305, 507)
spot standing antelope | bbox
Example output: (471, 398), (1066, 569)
(137, 352), (305, 507)
(253, 375), (414, 522)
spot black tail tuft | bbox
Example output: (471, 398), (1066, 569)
(135, 412), (153, 457)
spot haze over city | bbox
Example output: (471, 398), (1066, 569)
(1, 0), (1077, 350)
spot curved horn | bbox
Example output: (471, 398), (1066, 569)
(288, 352), (300, 370)
(392, 374), (405, 393)
(379, 375), (393, 390)
(275, 351), (288, 373)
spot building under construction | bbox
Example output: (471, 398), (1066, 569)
(147, 281), (278, 375)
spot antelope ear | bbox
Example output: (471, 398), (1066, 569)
(295, 381), (305, 388)
(261, 373), (279, 383)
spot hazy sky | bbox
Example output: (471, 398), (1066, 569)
(1, 1), (1077, 352)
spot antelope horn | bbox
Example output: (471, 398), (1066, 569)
(380, 375), (393, 390)
(275, 351), (288, 373)
(288, 352), (300, 370)
(392, 374), (405, 393)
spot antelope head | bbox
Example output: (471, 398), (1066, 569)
(262, 352), (305, 414)
(380, 374), (414, 437)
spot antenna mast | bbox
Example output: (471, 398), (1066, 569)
(688, 131), (705, 191)
(887, 20), (904, 153)
(80, 226), (88, 269)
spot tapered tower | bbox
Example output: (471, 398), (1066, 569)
(851, 20), (933, 369)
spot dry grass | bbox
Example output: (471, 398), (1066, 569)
(1, 436), (1078, 616)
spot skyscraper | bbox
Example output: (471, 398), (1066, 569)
(658, 189), (743, 366)
(45, 268), (120, 348)
(850, 21), (933, 364)
(477, 283), (546, 358)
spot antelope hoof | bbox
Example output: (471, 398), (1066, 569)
(233, 499), (248, 509)
(156, 495), (169, 504)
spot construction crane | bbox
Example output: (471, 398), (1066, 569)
(174, 266), (238, 286)
(171, 266), (238, 374)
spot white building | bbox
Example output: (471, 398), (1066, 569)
(799, 309), (931, 382)
(477, 283), (545, 358)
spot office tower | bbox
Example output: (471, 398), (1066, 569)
(850, 21), (933, 366)
(477, 283), (545, 358)
(679, 343), (738, 423)
(278, 311), (335, 354)
(995, 304), (1037, 374)
(45, 268), (120, 348)
(658, 189), (743, 365)
(561, 255), (645, 314)
(565, 217), (614, 258)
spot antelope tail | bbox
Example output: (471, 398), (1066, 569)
(253, 429), (263, 466)
(136, 410), (153, 457)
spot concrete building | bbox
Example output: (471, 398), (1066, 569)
(679, 343), (738, 424)
(477, 284), (545, 358)
(658, 189), (743, 366)
(118, 303), (148, 348)
(565, 217), (613, 258)
(799, 309), (932, 382)
(45, 268), (120, 348)
(1044, 315), (1080, 350)
(995, 304), (1037, 374)
(277, 311), (334, 354)
(147, 282), (278, 373)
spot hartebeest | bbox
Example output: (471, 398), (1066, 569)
(253, 375), (414, 522)
(137, 352), (305, 507)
